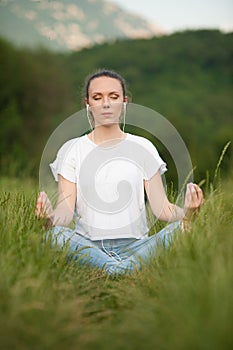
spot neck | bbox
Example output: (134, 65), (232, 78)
(89, 124), (125, 145)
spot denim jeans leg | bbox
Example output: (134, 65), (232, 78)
(47, 222), (181, 275)
(121, 221), (181, 265)
(47, 226), (135, 274)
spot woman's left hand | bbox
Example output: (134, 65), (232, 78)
(181, 183), (204, 231)
(184, 183), (204, 213)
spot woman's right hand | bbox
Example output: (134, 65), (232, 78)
(35, 191), (54, 222)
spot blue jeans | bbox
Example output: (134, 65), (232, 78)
(48, 222), (181, 275)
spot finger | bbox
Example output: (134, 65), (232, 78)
(196, 188), (203, 204)
(186, 183), (200, 209)
(40, 192), (49, 210)
(184, 184), (193, 210)
(192, 187), (204, 208)
(188, 183), (197, 200)
(35, 192), (47, 217)
(192, 184), (203, 204)
(35, 193), (42, 215)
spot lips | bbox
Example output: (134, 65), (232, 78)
(101, 112), (113, 116)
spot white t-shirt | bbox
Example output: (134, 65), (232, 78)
(50, 133), (167, 240)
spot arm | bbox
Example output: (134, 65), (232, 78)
(144, 171), (203, 222)
(36, 175), (77, 227)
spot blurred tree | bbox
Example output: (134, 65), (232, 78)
(0, 30), (232, 180)
(0, 39), (74, 176)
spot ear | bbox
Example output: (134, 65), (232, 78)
(124, 96), (129, 104)
(85, 98), (89, 106)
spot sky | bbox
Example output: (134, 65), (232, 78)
(109, 0), (233, 33)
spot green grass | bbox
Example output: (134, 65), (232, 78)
(0, 175), (232, 350)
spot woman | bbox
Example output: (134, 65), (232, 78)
(36, 69), (203, 275)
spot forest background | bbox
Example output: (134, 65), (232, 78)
(0, 29), (232, 184)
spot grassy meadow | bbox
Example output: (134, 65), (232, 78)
(0, 170), (232, 350)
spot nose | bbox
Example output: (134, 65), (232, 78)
(103, 96), (110, 108)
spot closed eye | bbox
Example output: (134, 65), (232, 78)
(110, 93), (120, 100)
(92, 94), (102, 100)
(91, 92), (121, 101)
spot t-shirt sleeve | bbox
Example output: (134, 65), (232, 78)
(49, 139), (77, 183)
(142, 139), (167, 180)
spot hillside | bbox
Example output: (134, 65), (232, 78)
(0, 0), (162, 51)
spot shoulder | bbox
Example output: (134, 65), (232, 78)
(126, 134), (166, 177)
(127, 133), (157, 151)
(57, 137), (81, 158)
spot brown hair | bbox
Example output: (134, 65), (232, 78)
(84, 69), (127, 100)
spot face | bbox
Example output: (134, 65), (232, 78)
(87, 76), (126, 127)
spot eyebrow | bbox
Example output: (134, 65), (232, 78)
(91, 91), (120, 95)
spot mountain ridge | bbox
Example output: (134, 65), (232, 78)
(0, 0), (163, 51)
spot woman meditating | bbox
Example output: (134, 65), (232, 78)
(36, 69), (203, 275)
